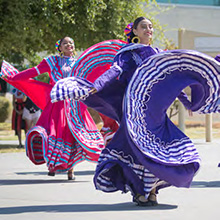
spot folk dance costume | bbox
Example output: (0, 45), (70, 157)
(71, 40), (126, 145)
(99, 113), (119, 145)
(11, 89), (27, 138)
(51, 44), (220, 199)
(0, 39), (125, 173)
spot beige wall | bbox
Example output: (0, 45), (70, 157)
(178, 29), (220, 57)
(152, 3), (220, 54)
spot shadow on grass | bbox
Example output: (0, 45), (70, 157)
(0, 144), (24, 153)
(0, 202), (177, 214)
(0, 144), (20, 148)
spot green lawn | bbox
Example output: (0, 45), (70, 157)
(0, 122), (26, 141)
(185, 126), (220, 139)
(0, 122), (26, 153)
(0, 121), (219, 153)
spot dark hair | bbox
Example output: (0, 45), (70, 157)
(129, 17), (151, 43)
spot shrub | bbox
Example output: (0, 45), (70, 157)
(0, 96), (11, 122)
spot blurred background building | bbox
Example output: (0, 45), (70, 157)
(151, 0), (220, 141)
(152, 0), (220, 57)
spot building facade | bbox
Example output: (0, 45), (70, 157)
(151, 1), (220, 55)
(156, 0), (220, 6)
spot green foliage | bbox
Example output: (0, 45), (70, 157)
(0, 96), (11, 122)
(0, 0), (173, 65)
(23, 53), (50, 83)
(168, 98), (179, 119)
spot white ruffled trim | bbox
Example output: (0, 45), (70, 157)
(111, 64), (123, 74)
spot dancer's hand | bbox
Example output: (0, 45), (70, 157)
(89, 87), (97, 95)
(74, 88), (90, 101)
(50, 77), (93, 103)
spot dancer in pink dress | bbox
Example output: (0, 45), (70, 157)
(1, 37), (106, 180)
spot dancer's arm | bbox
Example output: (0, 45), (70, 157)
(177, 91), (193, 116)
(177, 91), (192, 110)
(92, 52), (135, 92)
(51, 52), (135, 102)
(9, 59), (50, 81)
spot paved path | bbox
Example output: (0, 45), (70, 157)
(0, 140), (24, 146)
(0, 139), (220, 220)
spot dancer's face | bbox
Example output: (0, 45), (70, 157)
(59, 37), (75, 56)
(133, 19), (153, 45)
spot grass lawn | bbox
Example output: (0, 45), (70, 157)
(0, 122), (26, 141)
(0, 121), (219, 153)
(185, 126), (220, 139)
(0, 122), (26, 153)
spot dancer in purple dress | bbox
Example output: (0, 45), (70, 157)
(50, 17), (220, 206)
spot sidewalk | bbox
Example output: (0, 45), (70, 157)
(0, 139), (220, 220)
(0, 140), (24, 146)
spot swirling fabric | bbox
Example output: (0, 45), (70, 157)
(51, 49), (220, 197)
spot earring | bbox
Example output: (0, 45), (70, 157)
(131, 36), (140, 44)
(60, 52), (64, 58)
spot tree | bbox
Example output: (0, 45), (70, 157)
(0, 0), (172, 65)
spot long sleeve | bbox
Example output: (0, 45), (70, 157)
(177, 91), (192, 110)
(93, 51), (136, 92)
(10, 59), (50, 81)
(93, 65), (122, 92)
